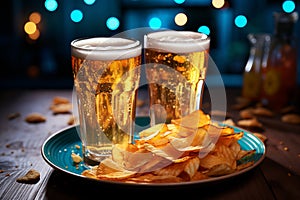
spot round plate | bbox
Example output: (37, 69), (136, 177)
(41, 117), (266, 186)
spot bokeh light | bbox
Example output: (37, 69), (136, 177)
(175, 13), (188, 26)
(29, 12), (42, 24)
(44, 0), (58, 12)
(174, 0), (185, 4)
(24, 22), (37, 35)
(71, 9), (83, 23)
(29, 29), (40, 40)
(198, 25), (210, 35)
(149, 17), (162, 30)
(84, 0), (96, 5)
(212, 0), (225, 9)
(106, 17), (120, 30)
(234, 15), (247, 28)
(282, 0), (295, 13)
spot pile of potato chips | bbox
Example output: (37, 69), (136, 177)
(82, 110), (256, 184)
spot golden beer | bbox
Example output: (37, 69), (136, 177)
(144, 31), (210, 125)
(71, 37), (141, 166)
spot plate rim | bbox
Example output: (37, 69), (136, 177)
(41, 121), (266, 186)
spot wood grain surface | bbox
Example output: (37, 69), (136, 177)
(0, 88), (299, 200)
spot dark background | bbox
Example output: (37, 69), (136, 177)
(0, 0), (299, 89)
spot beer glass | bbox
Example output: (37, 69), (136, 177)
(71, 37), (142, 166)
(144, 30), (210, 125)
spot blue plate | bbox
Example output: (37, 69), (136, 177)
(41, 117), (266, 186)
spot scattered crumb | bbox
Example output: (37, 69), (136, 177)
(252, 107), (273, 117)
(7, 112), (21, 120)
(52, 96), (70, 105)
(237, 118), (263, 129)
(50, 103), (72, 115)
(68, 115), (76, 125)
(0, 170), (4, 173)
(239, 106), (273, 119)
(16, 169), (40, 184)
(71, 152), (82, 164)
(239, 108), (254, 119)
(283, 147), (289, 151)
(288, 172), (292, 177)
(281, 113), (300, 124)
(50, 96), (72, 115)
(75, 144), (80, 149)
(5, 173), (10, 177)
(25, 113), (46, 123)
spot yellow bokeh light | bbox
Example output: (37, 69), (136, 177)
(175, 13), (188, 26)
(212, 0), (225, 9)
(24, 22), (37, 35)
(29, 29), (40, 40)
(29, 12), (41, 24)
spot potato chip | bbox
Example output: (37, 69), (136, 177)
(81, 109), (258, 184)
(138, 123), (168, 139)
(97, 170), (137, 181)
(181, 157), (200, 180)
(171, 110), (211, 129)
(236, 161), (255, 171)
(154, 162), (186, 177)
(82, 166), (98, 179)
(206, 163), (234, 176)
(199, 154), (232, 169)
(96, 158), (137, 180)
(143, 143), (184, 162)
(139, 155), (171, 173)
(127, 173), (183, 183)
(191, 171), (209, 181)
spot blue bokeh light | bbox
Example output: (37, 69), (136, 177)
(70, 9), (83, 23)
(106, 17), (120, 30)
(44, 0), (58, 12)
(149, 17), (162, 30)
(198, 25), (210, 36)
(234, 15), (247, 28)
(282, 0), (295, 13)
(174, 0), (185, 4)
(84, 0), (96, 5)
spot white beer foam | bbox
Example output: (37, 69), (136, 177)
(71, 37), (141, 60)
(144, 31), (210, 53)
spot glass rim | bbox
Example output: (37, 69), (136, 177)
(71, 37), (142, 60)
(71, 37), (141, 51)
(145, 30), (210, 43)
(144, 30), (210, 53)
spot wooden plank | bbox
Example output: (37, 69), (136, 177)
(0, 88), (299, 199)
(0, 89), (73, 200)
(260, 158), (300, 200)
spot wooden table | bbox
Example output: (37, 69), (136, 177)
(0, 88), (299, 199)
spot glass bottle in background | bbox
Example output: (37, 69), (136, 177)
(261, 12), (298, 111)
(242, 33), (271, 102)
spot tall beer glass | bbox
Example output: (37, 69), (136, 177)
(71, 37), (142, 166)
(144, 30), (210, 125)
